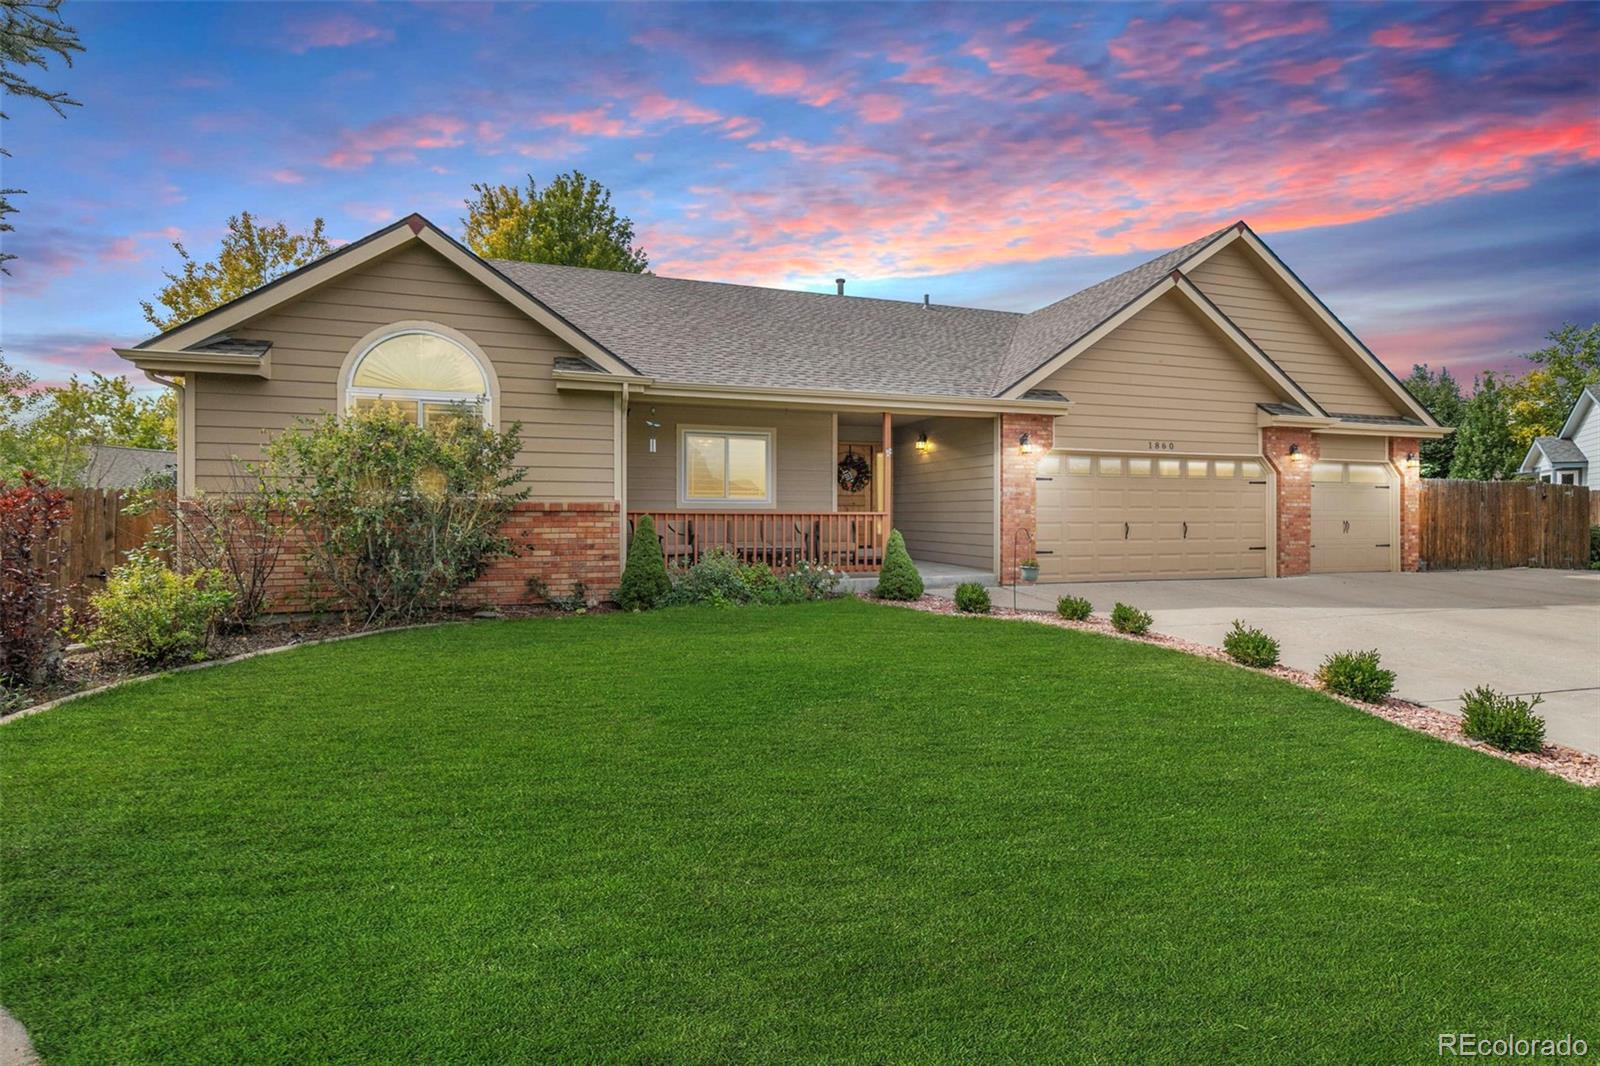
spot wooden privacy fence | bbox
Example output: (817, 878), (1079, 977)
(39, 489), (173, 613)
(1420, 480), (1591, 571)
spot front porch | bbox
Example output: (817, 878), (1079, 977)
(619, 401), (1000, 576)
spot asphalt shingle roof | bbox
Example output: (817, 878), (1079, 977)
(1533, 436), (1587, 465)
(492, 224), (1240, 400)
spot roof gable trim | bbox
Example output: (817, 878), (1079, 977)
(1185, 225), (1439, 426)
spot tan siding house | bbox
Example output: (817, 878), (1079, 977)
(117, 214), (1445, 605)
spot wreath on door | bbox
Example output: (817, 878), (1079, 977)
(837, 449), (872, 494)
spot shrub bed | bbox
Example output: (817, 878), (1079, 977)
(1110, 602), (1152, 635)
(953, 582), (991, 614)
(1056, 595), (1093, 621)
(1223, 621), (1280, 668)
(663, 549), (841, 608)
(1316, 649), (1396, 703)
(1460, 686), (1546, 753)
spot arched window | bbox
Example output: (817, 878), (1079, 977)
(345, 329), (491, 427)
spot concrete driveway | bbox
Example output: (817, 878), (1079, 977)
(941, 569), (1600, 754)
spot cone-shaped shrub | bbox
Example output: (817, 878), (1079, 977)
(873, 529), (923, 600)
(618, 515), (671, 610)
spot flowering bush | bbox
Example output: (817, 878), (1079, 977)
(1, 472), (73, 687)
(662, 549), (843, 607)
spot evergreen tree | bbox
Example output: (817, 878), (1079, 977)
(617, 514), (671, 610)
(1449, 374), (1521, 480)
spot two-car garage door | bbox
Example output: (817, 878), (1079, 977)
(1035, 452), (1398, 580)
(1035, 454), (1269, 581)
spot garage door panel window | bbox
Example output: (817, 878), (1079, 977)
(1312, 461), (1345, 482)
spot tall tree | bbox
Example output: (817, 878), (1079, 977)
(141, 212), (333, 331)
(1402, 364), (1465, 478)
(1449, 373), (1521, 481)
(462, 171), (648, 272)
(4, 372), (175, 485)
(1504, 323), (1600, 450)
(0, 350), (39, 476)
(0, 0), (86, 272)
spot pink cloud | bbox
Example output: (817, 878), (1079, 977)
(321, 113), (468, 169)
(1269, 56), (1347, 86)
(965, 37), (1122, 102)
(856, 93), (905, 123)
(700, 56), (849, 108)
(269, 168), (306, 185)
(1370, 25), (1458, 50)
(538, 107), (628, 137)
(342, 201), (398, 224)
(282, 13), (394, 54)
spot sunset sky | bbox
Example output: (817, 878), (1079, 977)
(4, 0), (1598, 390)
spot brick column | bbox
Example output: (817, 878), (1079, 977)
(999, 413), (1054, 584)
(1389, 436), (1422, 572)
(1262, 427), (1317, 577)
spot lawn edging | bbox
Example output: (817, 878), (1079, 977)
(878, 596), (1600, 787)
(1, 621), (470, 726)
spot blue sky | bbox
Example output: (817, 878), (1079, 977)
(4, 0), (1598, 389)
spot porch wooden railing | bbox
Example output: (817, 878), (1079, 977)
(627, 510), (889, 572)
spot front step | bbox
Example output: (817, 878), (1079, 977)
(842, 566), (997, 594)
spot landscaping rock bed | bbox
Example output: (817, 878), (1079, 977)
(882, 595), (1600, 788)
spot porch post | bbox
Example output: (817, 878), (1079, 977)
(880, 411), (893, 531)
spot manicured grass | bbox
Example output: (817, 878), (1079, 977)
(3, 599), (1596, 1063)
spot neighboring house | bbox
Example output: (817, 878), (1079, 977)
(83, 444), (177, 489)
(115, 215), (1445, 606)
(1518, 385), (1597, 485)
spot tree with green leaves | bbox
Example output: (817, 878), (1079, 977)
(1449, 373), (1520, 481)
(462, 171), (648, 272)
(141, 212), (333, 331)
(5, 372), (175, 484)
(1504, 323), (1600, 451)
(0, 350), (39, 475)
(0, 0), (85, 272)
(1402, 364), (1465, 478)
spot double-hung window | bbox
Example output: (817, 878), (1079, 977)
(679, 428), (774, 507)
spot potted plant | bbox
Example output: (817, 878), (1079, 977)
(1019, 558), (1039, 583)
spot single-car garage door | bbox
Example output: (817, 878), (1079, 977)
(1311, 461), (1395, 573)
(1036, 454), (1269, 581)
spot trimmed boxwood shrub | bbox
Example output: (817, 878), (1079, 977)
(1460, 686), (1546, 753)
(1056, 595), (1092, 621)
(1110, 602), (1152, 635)
(618, 514), (671, 610)
(873, 529), (923, 600)
(1316, 649), (1396, 703)
(1222, 620), (1280, 668)
(953, 582), (991, 614)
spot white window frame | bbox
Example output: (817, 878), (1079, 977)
(677, 426), (776, 509)
(1557, 470), (1578, 485)
(340, 323), (497, 427)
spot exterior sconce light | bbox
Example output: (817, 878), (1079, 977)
(1287, 442), (1301, 458)
(916, 431), (929, 453)
(1019, 432), (1033, 455)
(1405, 451), (1418, 466)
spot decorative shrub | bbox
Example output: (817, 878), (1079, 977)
(265, 407), (528, 622)
(873, 529), (923, 600)
(1222, 620), (1280, 668)
(1591, 525), (1600, 566)
(1459, 686), (1546, 753)
(617, 514), (672, 610)
(1056, 595), (1093, 621)
(0, 472), (73, 688)
(1110, 602), (1152, 635)
(953, 582), (991, 613)
(1315, 649), (1396, 703)
(661, 550), (842, 608)
(85, 550), (234, 665)
(128, 462), (288, 627)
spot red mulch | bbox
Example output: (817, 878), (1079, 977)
(879, 596), (1600, 788)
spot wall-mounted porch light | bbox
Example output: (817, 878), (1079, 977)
(1405, 451), (1418, 467)
(1019, 432), (1033, 455)
(916, 430), (929, 453)
(1287, 442), (1301, 459)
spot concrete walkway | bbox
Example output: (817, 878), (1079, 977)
(937, 569), (1600, 755)
(1, 1006), (40, 1065)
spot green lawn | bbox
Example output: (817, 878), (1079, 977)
(2, 599), (1596, 1063)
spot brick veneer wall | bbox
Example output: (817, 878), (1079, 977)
(1389, 436), (1422, 572)
(254, 500), (621, 612)
(1261, 427), (1318, 577)
(998, 413), (1055, 584)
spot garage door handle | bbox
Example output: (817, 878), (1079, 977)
(1124, 522), (1129, 540)
(1182, 521), (1188, 539)
(1343, 520), (1350, 534)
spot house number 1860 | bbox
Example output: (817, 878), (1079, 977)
(1147, 441), (1176, 451)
